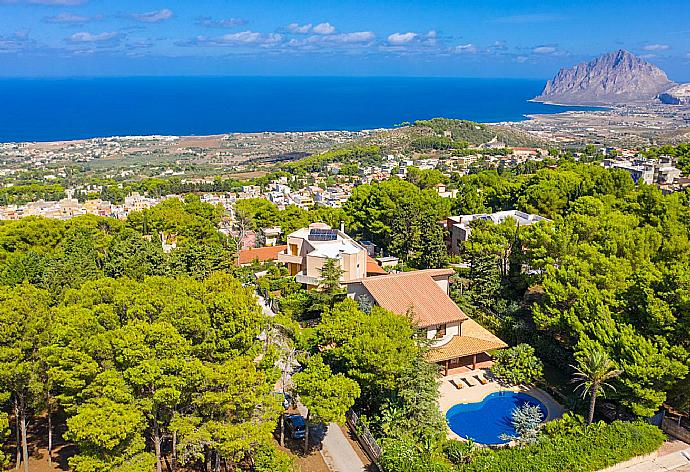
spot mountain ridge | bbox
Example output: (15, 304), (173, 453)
(534, 50), (675, 105)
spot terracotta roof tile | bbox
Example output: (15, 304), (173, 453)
(238, 245), (288, 265)
(360, 270), (467, 327)
(426, 334), (507, 363)
(366, 256), (387, 276)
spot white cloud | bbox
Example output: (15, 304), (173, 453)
(44, 12), (99, 23)
(643, 43), (669, 51)
(327, 31), (374, 43)
(218, 31), (282, 44)
(181, 31), (283, 47)
(489, 40), (508, 51)
(516, 55), (529, 63)
(287, 31), (375, 49)
(387, 32), (417, 44)
(455, 43), (477, 54)
(222, 31), (281, 44)
(0, 31), (33, 53)
(533, 46), (557, 54)
(196, 16), (246, 28)
(423, 30), (438, 46)
(287, 23), (312, 34)
(132, 8), (173, 23)
(68, 31), (119, 42)
(312, 22), (335, 35)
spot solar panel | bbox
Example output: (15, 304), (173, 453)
(308, 228), (338, 241)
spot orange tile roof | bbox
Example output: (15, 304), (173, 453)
(238, 245), (288, 265)
(360, 270), (468, 327)
(366, 256), (387, 276)
(426, 332), (507, 363)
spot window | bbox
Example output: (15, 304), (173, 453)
(435, 324), (447, 338)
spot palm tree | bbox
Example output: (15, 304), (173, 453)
(571, 348), (622, 425)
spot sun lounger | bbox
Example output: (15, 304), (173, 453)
(475, 374), (488, 385)
(463, 377), (476, 387)
(450, 379), (463, 390)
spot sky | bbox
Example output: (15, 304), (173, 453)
(0, 0), (689, 80)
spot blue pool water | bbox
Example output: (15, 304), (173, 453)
(446, 391), (547, 445)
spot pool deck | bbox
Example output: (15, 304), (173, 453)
(439, 368), (566, 441)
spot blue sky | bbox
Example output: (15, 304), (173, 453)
(1, 0), (689, 80)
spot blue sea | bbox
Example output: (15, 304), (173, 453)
(0, 77), (596, 142)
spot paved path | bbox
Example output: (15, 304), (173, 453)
(320, 423), (367, 472)
(613, 448), (690, 472)
(294, 402), (366, 472)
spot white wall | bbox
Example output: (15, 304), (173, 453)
(426, 321), (461, 347)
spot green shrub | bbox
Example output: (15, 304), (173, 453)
(460, 419), (665, 472)
(443, 439), (477, 465)
(253, 444), (297, 472)
(380, 438), (452, 472)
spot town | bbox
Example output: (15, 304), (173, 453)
(1, 116), (689, 472)
(0, 120), (688, 222)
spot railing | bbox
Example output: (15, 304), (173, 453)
(662, 416), (690, 443)
(346, 410), (383, 471)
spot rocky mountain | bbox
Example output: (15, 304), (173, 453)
(658, 83), (690, 105)
(534, 49), (675, 105)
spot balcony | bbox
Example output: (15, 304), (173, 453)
(295, 274), (321, 286)
(277, 252), (305, 265)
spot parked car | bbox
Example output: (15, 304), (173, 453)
(272, 391), (292, 409)
(284, 414), (306, 440)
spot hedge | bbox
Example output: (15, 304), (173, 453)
(460, 420), (665, 472)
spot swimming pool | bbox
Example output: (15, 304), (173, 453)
(446, 391), (548, 445)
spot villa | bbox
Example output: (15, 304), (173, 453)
(345, 268), (507, 375)
(277, 223), (370, 288)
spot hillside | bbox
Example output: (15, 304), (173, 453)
(365, 118), (547, 152)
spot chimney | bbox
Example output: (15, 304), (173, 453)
(340, 221), (345, 233)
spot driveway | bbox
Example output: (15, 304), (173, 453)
(320, 423), (368, 472)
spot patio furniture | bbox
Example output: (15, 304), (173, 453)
(463, 376), (476, 387)
(475, 374), (488, 385)
(449, 379), (463, 390)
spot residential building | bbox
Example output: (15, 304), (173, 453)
(602, 158), (682, 185)
(261, 226), (282, 246)
(278, 223), (368, 288)
(376, 256), (399, 268)
(511, 147), (540, 159)
(345, 269), (507, 375)
(446, 210), (549, 254)
(434, 183), (458, 199)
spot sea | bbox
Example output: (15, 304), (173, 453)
(0, 77), (598, 142)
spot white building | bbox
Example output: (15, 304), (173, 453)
(446, 210), (550, 254)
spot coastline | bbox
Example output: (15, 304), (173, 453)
(0, 76), (602, 143)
